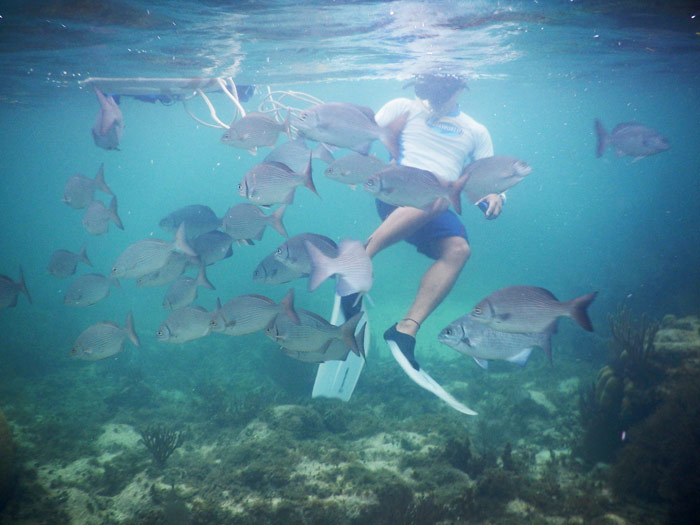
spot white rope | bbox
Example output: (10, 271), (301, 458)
(182, 97), (227, 129)
(195, 88), (230, 129)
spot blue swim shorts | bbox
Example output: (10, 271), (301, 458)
(376, 200), (469, 260)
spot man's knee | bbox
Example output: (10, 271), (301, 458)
(440, 237), (471, 265)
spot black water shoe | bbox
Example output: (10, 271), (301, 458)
(384, 323), (420, 371)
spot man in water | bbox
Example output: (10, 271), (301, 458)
(345, 73), (503, 371)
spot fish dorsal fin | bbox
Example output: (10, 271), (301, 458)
(244, 294), (275, 304)
(301, 309), (332, 327)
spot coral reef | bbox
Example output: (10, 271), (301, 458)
(0, 407), (13, 507)
(138, 424), (185, 467)
(576, 306), (664, 464)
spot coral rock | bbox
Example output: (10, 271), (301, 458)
(0, 407), (14, 507)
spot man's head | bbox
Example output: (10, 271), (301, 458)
(412, 74), (467, 110)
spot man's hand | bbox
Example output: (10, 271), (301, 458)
(475, 193), (503, 220)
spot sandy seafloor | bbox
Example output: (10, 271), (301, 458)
(2, 311), (699, 524)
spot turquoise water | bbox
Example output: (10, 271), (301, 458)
(1, 2), (699, 523)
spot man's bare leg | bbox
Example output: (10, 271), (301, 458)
(396, 236), (470, 337)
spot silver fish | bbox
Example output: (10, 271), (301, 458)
(306, 238), (373, 297)
(163, 267), (215, 310)
(283, 324), (366, 363)
(324, 153), (387, 187)
(461, 156), (532, 204)
(238, 159), (316, 207)
(111, 223), (195, 279)
(136, 252), (192, 287)
(156, 306), (213, 343)
(209, 288), (299, 336)
(470, 285), (598, 334)
(62, 164), (113, 209)
(159, 205), (221, 239)
(71, 311), (139, 361)
(221, 112), (289, 154)
(438, 314), (552, 368)
(364, 166), (467, 214)
(220, 203), (287, 244)
(64, 273), (120, 307)
(192, 230), (233, 266)
(252, 253), (304, 285)
(273, 233), (338, 276)
(595, 120), (670, 161)
(92, 87), (124, 151)
(82, 197), (124, 235)
(265, 137), (334, 174)
(0, 266), (31, 309)
(266, 309), (364, 357)
(48, 244), (92, 278)
(291, 102), (407, 159)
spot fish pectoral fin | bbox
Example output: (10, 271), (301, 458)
(507, 347), (534, 367)
(460, 337), (472, 347)
(473, 357), (489, 369)
(495, 313), (511, 321)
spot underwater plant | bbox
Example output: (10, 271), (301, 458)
(138, 424), (185, 467)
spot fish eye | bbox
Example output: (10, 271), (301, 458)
(210, 320), (218, 328)
(275, 248), (282, 256)
(473, 307), (482, 315)
(237, 183), (243, 190)
(445, 328), (453, 336)
(156, 329), (163, 336)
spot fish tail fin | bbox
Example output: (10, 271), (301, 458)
(17, 265), (32, 304)
(449, 174), (468, 215)
(174, 223), (197, 256)
(279, 288), (300, 325)
(380, 111), (409, 161)
(109, 196), (124, 230)
(125, 311), (140, 347)
(269, 204), (289, 238)
(340, 312), (364, 357)
(302, 153), (320, 197)
(568, 291), (598, 332)
(282, 113), (292, 139)
(95, 163), (113, 195)
(355, 321), (368, 360)
(79, 243), (92, 267)
(313, 143), (335, 164)
(197, 266), (216, 290)
(594, 119), (608, 158)
(305, 240), (335, 292)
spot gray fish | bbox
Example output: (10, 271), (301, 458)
(192, 230), (233, 266)
(156, 306), (213, 343)
(291, 102), (407, 159)
(48, 244), (92, 278)
(159, 205), (221, 239)
(163, 267), (215, 310)
(273, 233), (338, 276)
(0, 266), (31, 309)
(324, 153), (387, 187)
(64, 273), (120, 307)
(252, 253), (304, 285)
(438, 314), (552, 369)
(595, 120), (670, 161)
(364, 166), (467, 214)
(238, 159), (316, 207)
(283, 324), (366, 363)
(82, 197), (124, 235)
(136, 252), (192, 287)
(221, 112), (289, 154)
(266, 309), (364, 357)
(265, 137), (334, 174)
(71, 311), (139, 361)
(92, 87), (124, 151)
(62, 164), (113, 209)
(209, 288), (299, 336)
(111, 223), (195, 279)
(220, 203), (287, 244)
(306, 238), (373, 297)
(461, 156), (532, 204)
(470, 285), (598, 335)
